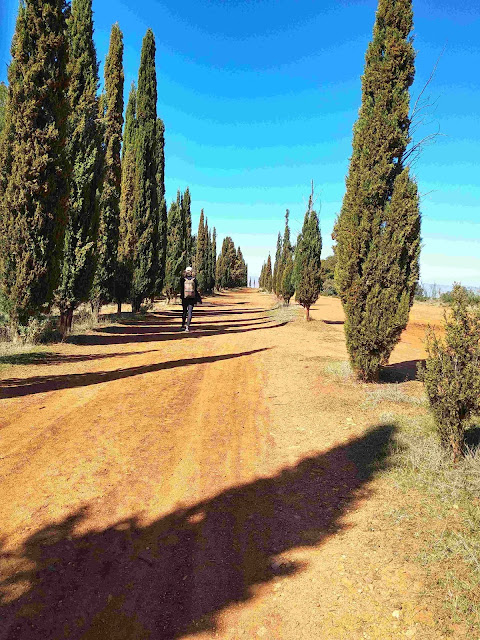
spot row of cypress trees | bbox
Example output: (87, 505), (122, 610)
(0, 0), (222, 336)
(216, 237), (248, 289)
(260, 192), (323, 319)
(261, 0), (421, 383)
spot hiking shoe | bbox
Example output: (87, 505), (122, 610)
(184, 327), (190, 332)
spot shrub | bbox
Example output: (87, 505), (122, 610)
(18, 316), (61, 344)
(321, 278), (337, 297)
(420, 284), (480, 462)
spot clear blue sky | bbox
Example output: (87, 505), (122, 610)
(1, 0), (479, 286)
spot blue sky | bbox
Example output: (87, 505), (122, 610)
(1, 0), (479, 286)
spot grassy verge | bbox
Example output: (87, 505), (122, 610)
(321, 358), (480, 633)
(387, 412), (480, 632)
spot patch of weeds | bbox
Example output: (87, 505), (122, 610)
(385, 411), (480, 632)
(0, 344), (54, 371)
(362, 384), (425, 408)
(324, 359), (353, 380)
(268, 303), (300, 324)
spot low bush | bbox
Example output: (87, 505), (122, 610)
(420, 284), (480, 462)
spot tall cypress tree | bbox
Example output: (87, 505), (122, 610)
(156, 118), (167, 294)
(211, 227), (217, 291)
(266, 254), (273, 292)
(295, 193), (322, 320)
(91, 23), (124, 313)
(164, 201), (184, 301)
(277, 210), (291, 299)
(117, 81), (137, 310)
(181, 187), (192, 264)
(0, 82), (7, 136)
(0, 0), (69, 335)
(57, 0), (102, 332)
(334, 0), (420, 381)
(272, 232), (282, 296)
(131, 28), (158, 311)
(196, 209), (208, 292)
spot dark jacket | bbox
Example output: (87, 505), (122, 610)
(180, 275), (202, 305)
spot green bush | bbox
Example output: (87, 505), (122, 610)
(420, 284), (480, 462)
(440, 286), (480, 306)
(18, 316), (61, 344)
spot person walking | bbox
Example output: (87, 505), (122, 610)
(180, 266), (202, 332)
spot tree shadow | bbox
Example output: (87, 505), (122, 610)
(0, 349), (270, 399)
(0, 350), (157, 367)
(0, 423), (395, 640)
(380, 360), (424, 383)
(66, 320), (287, 347)
(321, 320), (344, 325)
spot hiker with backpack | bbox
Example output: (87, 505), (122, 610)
(180, 266), (202, 332)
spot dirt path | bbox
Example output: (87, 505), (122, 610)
(0, 291), (448, 639)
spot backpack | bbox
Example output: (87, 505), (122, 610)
(184, 277), (195, 299)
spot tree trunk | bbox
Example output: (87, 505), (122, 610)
(9, 318), (20, 343)
(117, 301), (122, 314)
(306, 307), (310, 321)
(451, 437), (463, 464)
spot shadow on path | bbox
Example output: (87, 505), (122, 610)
(0, 424), (395, 640)
(0, 349), (270, 399)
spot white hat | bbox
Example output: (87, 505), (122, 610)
(186, 266), (193, 273)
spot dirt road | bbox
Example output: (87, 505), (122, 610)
(0, 291), (448, 639)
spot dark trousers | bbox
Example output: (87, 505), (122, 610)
(182, 300), (194, 327)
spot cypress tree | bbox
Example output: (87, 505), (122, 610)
(182, 187), (192, 263)
(211, 227), (217, 291)
(196, 209), (208, 292)
(91, 23), (124, 314)
(57, 0), (102, 332)
(0, 82), (7, 136)
(277, 210), (292, 299)
(131, 29), (159, 311)
(117, 83), (136, 311)
(266, 254), (273, 292)
(155, 118), (167, 295)
(164, 201), (184, 301)
(295, 193), (322, 320)
(0, 0), (69, 335)
(272, 232), (282, 296)
(334, 0), (420, 381)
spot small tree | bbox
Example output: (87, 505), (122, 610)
(421, 284), (480, 462)
(294, 190), (322, 320)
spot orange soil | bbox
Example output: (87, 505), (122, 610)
(0, 292), (455, 639)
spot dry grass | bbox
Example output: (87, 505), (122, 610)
(385, 412), (480, 631)
(362, 384), (426, 408)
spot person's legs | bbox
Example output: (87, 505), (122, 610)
(186, 303), (193, 329)
(182, 300), (188, 327)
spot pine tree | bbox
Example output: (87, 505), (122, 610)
(196, 209), (208, 293)
(334, 0), (420, 381)
(272, 232), (282, 296)
(91, 23), (124, 314)
(56, 0), (102, 332)
(117, 82), (137, 310)
(295, 192), (322, 320)
(131, 28), (159, 311)
(155, 118), (166, 295)
(0, 0), (69, 335)
(266, 254), (273, 292)
(0, 82), (7, 136)
(164, 201), (184, 301)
